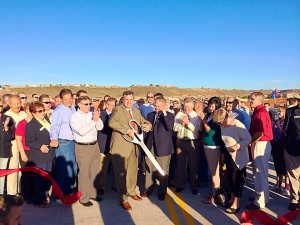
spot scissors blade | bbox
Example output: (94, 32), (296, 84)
(138, 142), (165, 176)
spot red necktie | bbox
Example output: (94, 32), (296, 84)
(128, 109), (135, 128)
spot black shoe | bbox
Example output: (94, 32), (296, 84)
(245, 203), (260, 210)
(288, 203), (299, 211)
(175, 188), (184, 193)
(215, 188), (226, 205)
(90, 197), (103, 202)
(192, 189), (198, 195)
(80, 201), (93, 207)
(226, 207), (240, 214)
(34, 201), (50, 208)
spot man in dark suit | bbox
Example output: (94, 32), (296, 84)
(142, 97), (175, 200)
(97, 97), (117, 194)
(284, 94), (300, 211)
(109, 90), (152, 210)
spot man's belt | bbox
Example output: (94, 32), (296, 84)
(180, 138), (197, 142)
(75, 141), (97, 145)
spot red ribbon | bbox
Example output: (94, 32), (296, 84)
(0, 167), (81, 205)
(240, 209), (300, 225)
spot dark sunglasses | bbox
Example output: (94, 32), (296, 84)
(36, 109), (46, 113)
(0, 105), (3, 107)
(81, 103), (92, 106)
(147, 96), (154, 98)
(226, 101), (233, 104)
(20, 97), (27, 99)
(43, 102), (51, 104)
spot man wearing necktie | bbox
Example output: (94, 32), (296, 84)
(142, 97), (175, 200)
(109, 90), (152, 210)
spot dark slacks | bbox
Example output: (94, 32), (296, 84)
(176, 139), (199, 189)
(226, 155), (246, 198)
(19, 150), (35, 202)
(271, 140), (287, 175)
(34, 161), (53, 204)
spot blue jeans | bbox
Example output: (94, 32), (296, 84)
(55, 139), (77, 195)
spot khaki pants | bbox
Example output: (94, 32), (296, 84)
(204, 147), (221, 195)
(0, 140), (20, 195)
(75, 143), (101, 204)
(252, 141), (271, 208)
(111, 147), (138, 203)
(284, 150), (300, 204)
(144, 147), (171, 196)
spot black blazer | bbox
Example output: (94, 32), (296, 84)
(145, 111), (175, 157)
(284, 105), (300, 156)
(0, 115), (15, 158)
(97, 110), (112, 154)
(25, 117), (55, 165)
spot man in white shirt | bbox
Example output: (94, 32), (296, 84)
(70, 96), (104, 207)
(0, 95), (26, 195)
(174, 97), (200, 195)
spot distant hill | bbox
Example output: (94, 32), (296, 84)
(0, 84), (299, 101)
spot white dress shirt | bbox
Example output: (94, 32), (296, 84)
(70, 110), (104, 143)
(174, 110), (200, 140)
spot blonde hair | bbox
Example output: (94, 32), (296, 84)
(213, 108), (228, 124)
(155, 97), (166, 105)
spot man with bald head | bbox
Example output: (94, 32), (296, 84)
(0, 95), (26, 195)
(226, 96), (250, 130)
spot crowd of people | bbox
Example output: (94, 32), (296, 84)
(0, 88), (299, 223)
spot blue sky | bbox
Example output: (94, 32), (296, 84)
(0, 0), (299, 90)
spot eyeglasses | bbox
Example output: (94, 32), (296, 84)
(34, 96), (39, 99)
(20, 97), (27, 99)
(36, 109), (46, 113)
(81, 103), (92, 106)
(226, 101), (233, 104)
(43, 102), (51, 104)
(147, 96), (154, 98)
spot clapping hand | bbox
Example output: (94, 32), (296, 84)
(3, 117), (10, 132)
(198, 111), (205, 120)
(181, 114), (189, 126)
(93, 109), (100, 122)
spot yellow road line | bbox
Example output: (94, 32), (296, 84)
(165, 194), (181, 225)
(167, 188), (195, 225)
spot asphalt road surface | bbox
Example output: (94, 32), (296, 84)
(21, 160), (300, 225)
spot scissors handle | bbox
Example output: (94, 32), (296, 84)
(122, 119), (143, 144)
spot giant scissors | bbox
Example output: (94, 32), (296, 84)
(122, 119), (165, 176)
